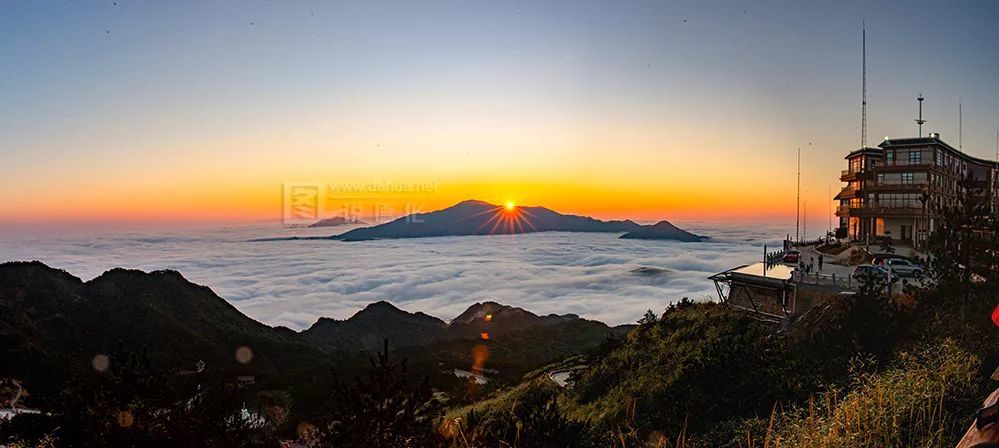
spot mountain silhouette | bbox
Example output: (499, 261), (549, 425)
(0, 261), (629, 394)
(333, 200), (644, 241)
(309, 216), (365, 227)
(619, 220), (707, 242)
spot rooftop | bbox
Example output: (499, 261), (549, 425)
(708, 262), (793, 287)
(845, 147), (884, 159)
(879, 135), (999, 167)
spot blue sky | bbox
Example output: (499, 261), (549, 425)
(1, 1), (997, 223)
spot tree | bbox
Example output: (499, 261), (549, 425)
(917, 173), (999, 373)
(637, 309), (658, 325)
(315, 339), (442, 448)
(924, 173), (999, 306)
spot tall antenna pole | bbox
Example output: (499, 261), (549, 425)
(803, 201), (807, 242)
(861, 21), (868, 148)
(916, 94), (925, 137)
(958, 99), (962, 149)
(796, 147), (801, 243)
(828, 185), (832, 239)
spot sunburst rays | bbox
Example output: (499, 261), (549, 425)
(474, 204), (539, 235)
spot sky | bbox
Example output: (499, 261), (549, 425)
(1, 0), (998, 229)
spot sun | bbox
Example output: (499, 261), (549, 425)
(504, 200), (516, 211)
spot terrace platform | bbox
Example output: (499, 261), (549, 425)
(709, 262), (850, 324)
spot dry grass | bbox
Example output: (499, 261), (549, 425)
(748, 339), (978, 448)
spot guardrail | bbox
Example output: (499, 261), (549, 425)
(792, 270), (855, 289)
(791, 238), (826, 247)
(764, 249), (786, 265)
(792, 270), (916, 293)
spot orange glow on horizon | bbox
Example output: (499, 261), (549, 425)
(0, 174), (831, 226)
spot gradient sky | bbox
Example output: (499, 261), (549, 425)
(1, 1), (997, 229)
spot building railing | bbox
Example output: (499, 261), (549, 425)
(793, 270), (855, 289)
(881, 161), (933, 169)
(865, 183), (926, 192)
(793, 270), (915, 293)
(836, 205), (925, 216)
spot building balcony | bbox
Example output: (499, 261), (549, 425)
(835, 205), (927, 218)
(865, 183), (928, 193)
(877, 162), (933, 172)
(840, 170), (872, 182)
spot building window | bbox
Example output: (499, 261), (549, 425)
(901, 173), (914, 184)
(887, 152), (894, 164)
(877, 173), (885, 183)
(909, 151), (921, 165)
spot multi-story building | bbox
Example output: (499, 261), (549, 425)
(835, 134), (999, 247)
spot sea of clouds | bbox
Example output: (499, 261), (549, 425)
(0, 221), (790, 330)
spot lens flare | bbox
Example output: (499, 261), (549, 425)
(235, 346), (254, 364)
(471, 202), (538, 235)
(92, 354), (110, 372)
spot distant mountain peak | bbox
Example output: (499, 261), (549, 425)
(309, 216), (366, 228)
(353, 300), (429, 319)
(454, 199), (493, 206)
(332, 199), (645, 241)
(451, 301), (532, 325)
(302, 300), (449, 352)
(619, 219), (707, 242)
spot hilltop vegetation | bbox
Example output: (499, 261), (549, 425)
(438, 287), (995, 447)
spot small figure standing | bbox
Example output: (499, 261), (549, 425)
(818, 254), (824, 271)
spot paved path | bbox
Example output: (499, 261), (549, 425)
(796, 246), (853, 278)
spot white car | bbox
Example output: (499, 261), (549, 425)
(883, 258), (924, 278)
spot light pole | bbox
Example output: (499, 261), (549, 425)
(919, 189), (929, 251)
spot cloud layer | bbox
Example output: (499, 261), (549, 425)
(0, 221), (789, 330)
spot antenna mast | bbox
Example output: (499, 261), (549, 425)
(959, 100), (962, 149)
(796, 147), (800, 243)
(861, 21), (867, 148)
(915, 94), (925, 137)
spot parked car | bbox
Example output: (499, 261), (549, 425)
(871, 253), (910, 267)
(852, 265), (900, 283)
(783, 250), (801, 263)
(883, 258), (924, 278)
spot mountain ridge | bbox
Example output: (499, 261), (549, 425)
(619, 219), (707, 242)
(0, 261), (631, 395)
(331, 200), (698, 241)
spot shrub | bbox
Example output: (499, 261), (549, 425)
(756, 340), (980, 448)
